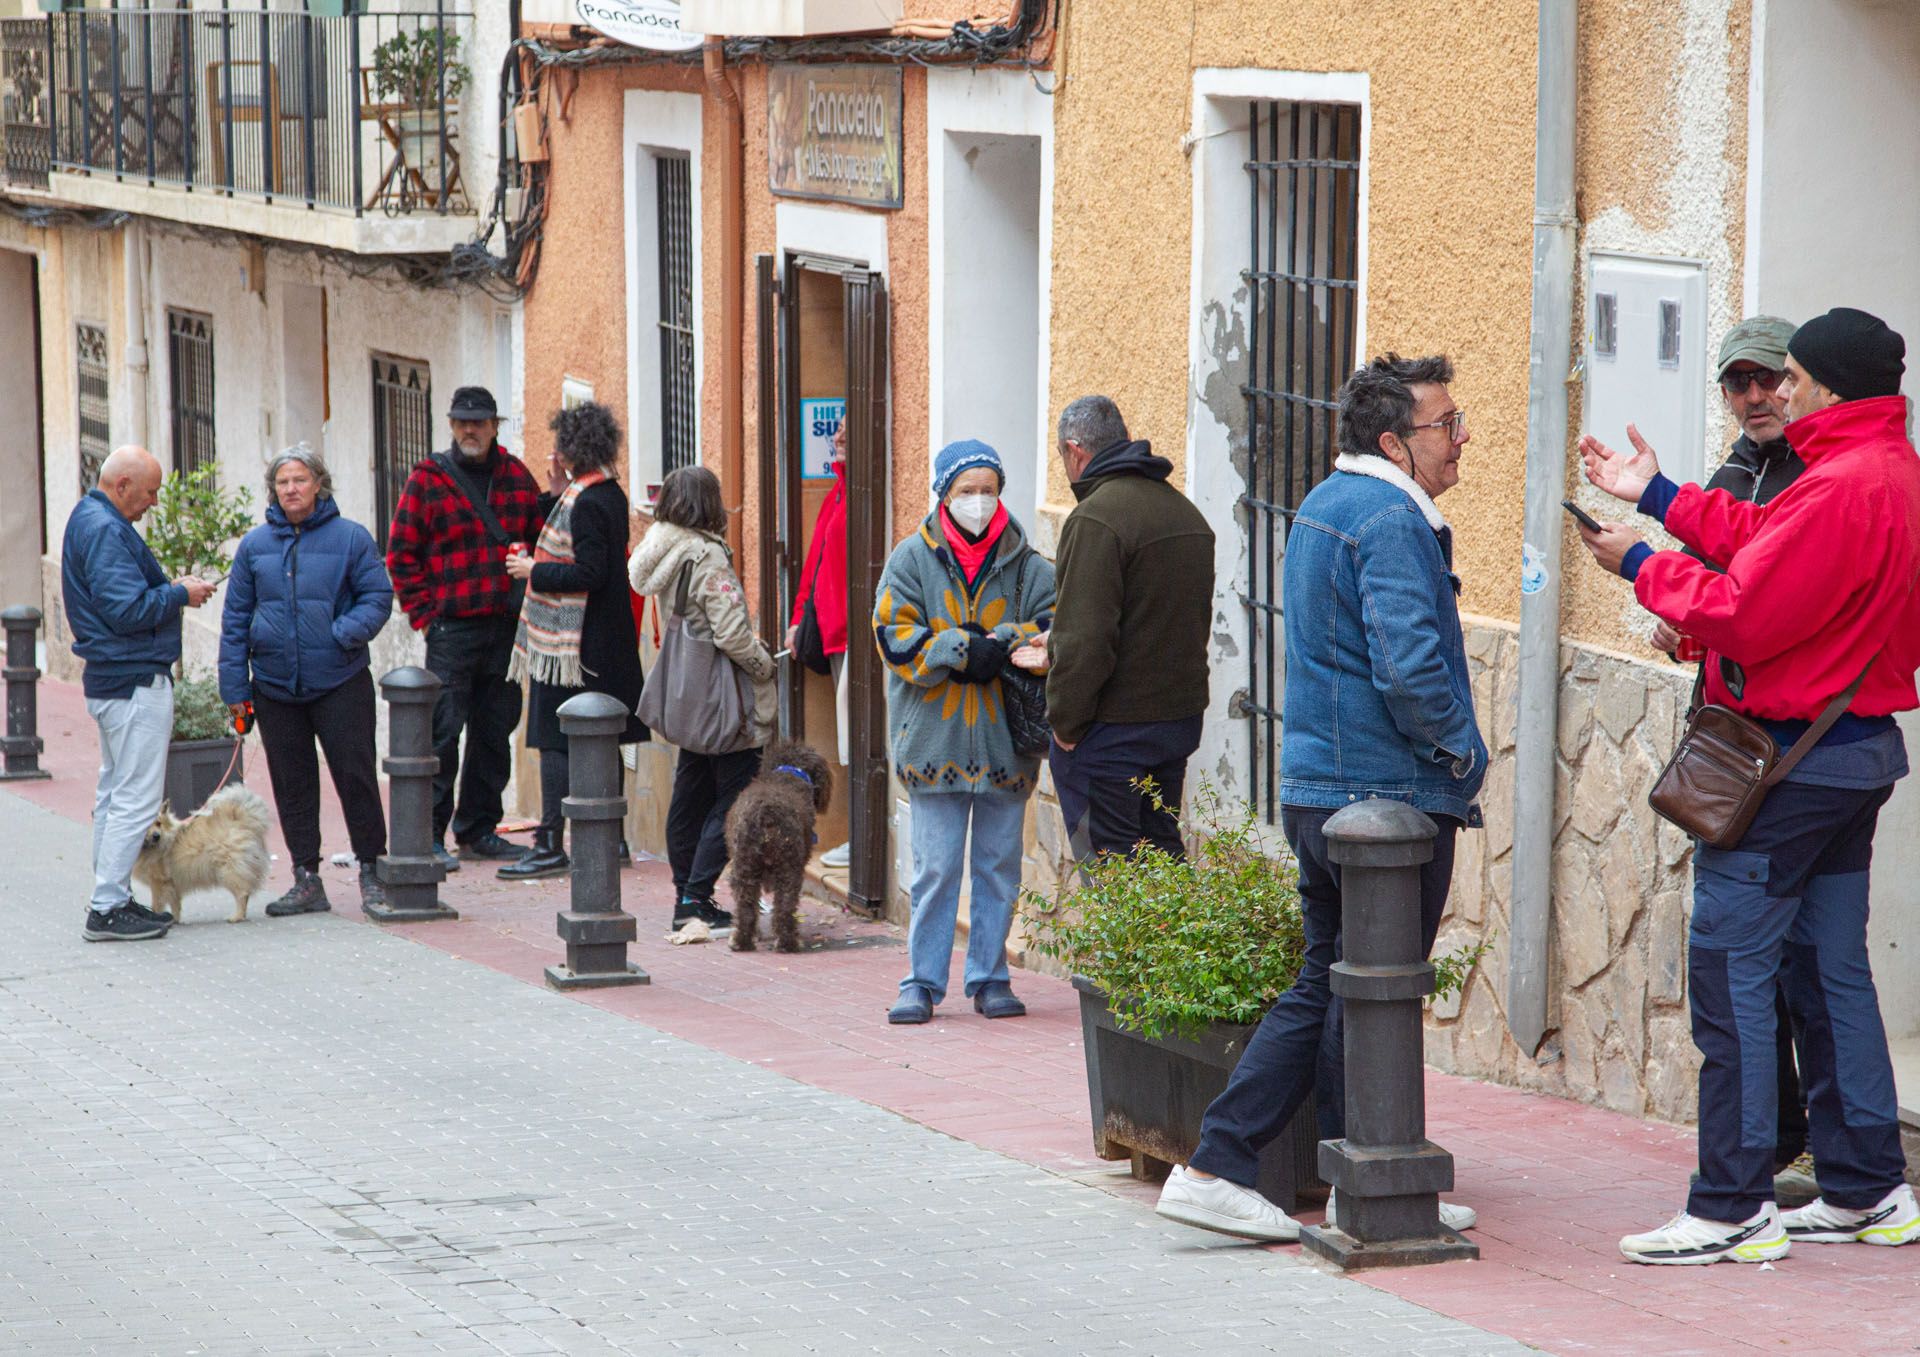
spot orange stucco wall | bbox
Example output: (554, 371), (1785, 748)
(522, 57), (934, 621)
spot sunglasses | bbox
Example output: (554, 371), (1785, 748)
(1719, 367), (1785, 396)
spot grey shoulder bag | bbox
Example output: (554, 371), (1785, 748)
(636, 560), (756, 756)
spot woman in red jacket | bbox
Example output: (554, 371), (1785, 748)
(786, 421), (851, 867)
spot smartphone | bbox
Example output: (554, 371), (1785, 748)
(1561, 498), (1604, 533)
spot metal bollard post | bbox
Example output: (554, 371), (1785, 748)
(1, 607), (49, 782)
(545, 691), (647, 989)
(369, 666), (458, 923)
(1300, 798), (1478, 1270)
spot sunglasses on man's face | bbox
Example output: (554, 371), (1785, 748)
(1720, 367), (1786, 396)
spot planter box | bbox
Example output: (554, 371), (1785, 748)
(1073, 976), (1324, 1212)
(165, 738), (243, 817)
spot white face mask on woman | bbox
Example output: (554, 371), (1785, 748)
(947, 492), (999, 535)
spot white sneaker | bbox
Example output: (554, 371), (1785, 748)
(1155, 1165), (1301, 1242)
(1619, 1203), (1790, 1265)
(821, 841), (851, 869)
(1325, 1188), (1477, 1233)
(1781, 1183), (1920, 1245)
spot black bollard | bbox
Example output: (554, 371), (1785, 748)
(545, 691), (647, 989)
(369, 667), (458, 923)
(1, 606), (49, 782)
(1300, 798), (1478, 1270)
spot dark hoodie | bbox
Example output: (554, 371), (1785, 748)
(1046, 440), (1216, 745)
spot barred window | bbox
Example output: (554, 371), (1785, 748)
(372, 353), (433, 551)
(1243, 100), (1362, 822)
(76, 321), (109, 492)
(167, 308), (216, 477)
(657, 152), (697, 474)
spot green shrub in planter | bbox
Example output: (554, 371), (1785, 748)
(1021, 781), (1488, 1040)
(145, 463), (254, 588)
(170, 671), (231, 743)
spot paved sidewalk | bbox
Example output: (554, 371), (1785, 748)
(11, 673), (1920, 1354)
(0, 789), (1524, 1355)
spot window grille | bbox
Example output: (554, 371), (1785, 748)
(76, 321), (109, 492)
(657, 153), (697, 474)
(1242, 100), (1362, 822)
(167, 308), (216, 477)
(372, 353), (432, 551)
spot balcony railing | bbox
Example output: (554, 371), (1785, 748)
(23, 4), (473, 218)
(2, 19), (50, 190)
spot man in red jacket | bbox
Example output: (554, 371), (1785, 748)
(1577, 307), (1920, 1265)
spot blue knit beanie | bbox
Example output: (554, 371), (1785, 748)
(932, 439), (1005, 499)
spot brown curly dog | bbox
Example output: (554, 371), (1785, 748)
(724, 739), (834, 953)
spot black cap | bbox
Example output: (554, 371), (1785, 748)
(448, 385), (499, 420)
(1788, 308), (1906, 400)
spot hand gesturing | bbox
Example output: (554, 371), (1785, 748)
(1578, 423), (1662, 504)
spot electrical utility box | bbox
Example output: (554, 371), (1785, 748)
(1585, 253), (1709, 488)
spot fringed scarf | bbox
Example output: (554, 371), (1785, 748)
(509, 469), (607, 689)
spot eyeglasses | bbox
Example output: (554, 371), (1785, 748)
(1720, 367), (1785, 396)
(1407, 409), (1467, 443)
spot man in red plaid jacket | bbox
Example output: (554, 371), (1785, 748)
(386, 385), (547, 869)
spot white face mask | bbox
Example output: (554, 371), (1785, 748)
(948, 492), (998, 535)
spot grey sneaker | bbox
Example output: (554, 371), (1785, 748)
(265, 867), (331, 918)
(358, 863), (388, 910)
(1155, 1165), (1300, 1241)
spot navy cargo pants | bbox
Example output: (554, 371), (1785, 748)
(1687, 777), (1907, 1223)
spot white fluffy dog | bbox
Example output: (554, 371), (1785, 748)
(133, 785), (273, 923)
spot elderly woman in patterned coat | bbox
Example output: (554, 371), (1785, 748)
(873, 439), (1054, 1026)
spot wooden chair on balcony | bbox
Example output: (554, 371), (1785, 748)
(205, 58), (293, 194)
(359, 67), (464, 213)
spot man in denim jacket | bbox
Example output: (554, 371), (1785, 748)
(1157, 353), (1487, 1242)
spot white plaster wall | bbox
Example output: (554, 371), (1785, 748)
(1749, 0), (1920, 1041)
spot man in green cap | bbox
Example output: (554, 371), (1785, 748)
(1645, 313), (1817, 1208)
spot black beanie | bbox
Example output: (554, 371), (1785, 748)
(1788, 307), (1906, 400)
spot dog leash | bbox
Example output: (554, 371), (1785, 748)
(183, 705), (252, 818)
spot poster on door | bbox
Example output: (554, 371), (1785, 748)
(801, 398), (845, 480)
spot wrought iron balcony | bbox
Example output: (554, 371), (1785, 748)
(3, 4), (478, 240)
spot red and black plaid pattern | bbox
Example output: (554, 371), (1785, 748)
(386, 448), (547, 629)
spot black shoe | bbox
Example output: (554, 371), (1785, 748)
(671, 900), (706, 933)
(972, 980), (1027, 1019)
(696, 900), (734, 930)
(265, 866), (331, 917)
(618, 838), (632, 866)
(431, 842), (461, 873)
(83, 904), (169, 942)
(125, 901), (174, 928)
(358, 863), (389, 910)
(458, 831), (522, 861)
(498, 832), (570, 881)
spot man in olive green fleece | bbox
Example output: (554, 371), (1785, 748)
(1041, 395), (1215, 860)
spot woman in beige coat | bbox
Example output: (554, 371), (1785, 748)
(628, 466), (776, 932)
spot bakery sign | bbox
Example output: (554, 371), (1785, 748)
(767, 64), (904, 210)
(572, 0), (701, 53)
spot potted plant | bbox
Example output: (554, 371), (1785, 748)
(146, 463), (255, 815)
(1021, 782), (1482, 1212)
(370, 28), (470, 184)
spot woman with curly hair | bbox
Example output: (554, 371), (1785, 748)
(501, 401), (648, 879)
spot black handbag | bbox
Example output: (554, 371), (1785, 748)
(793, 546), (832, 676)
(1000, 554), (1052, 759)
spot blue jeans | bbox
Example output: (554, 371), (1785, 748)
(901, 790), (1028, 1004)
(1686, 779), (1906, 1222)
(1189, 804), (1459, 1186)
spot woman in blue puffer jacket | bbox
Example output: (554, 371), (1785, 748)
(219, 445), (393, 917)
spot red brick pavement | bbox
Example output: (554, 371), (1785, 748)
(14, 673), (1920, 1356)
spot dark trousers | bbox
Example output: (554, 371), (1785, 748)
(1189, 804), (1460, 1186)
(1686, 780), (1905, 1222)
(534, 749), (624, 842)
(251, 668), (386, 872)
(1048, 715), (1203, 861)
(1775, 987), (1809, 1169)
(666, 745), (761, 904)
(426, 615), (522, 844)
